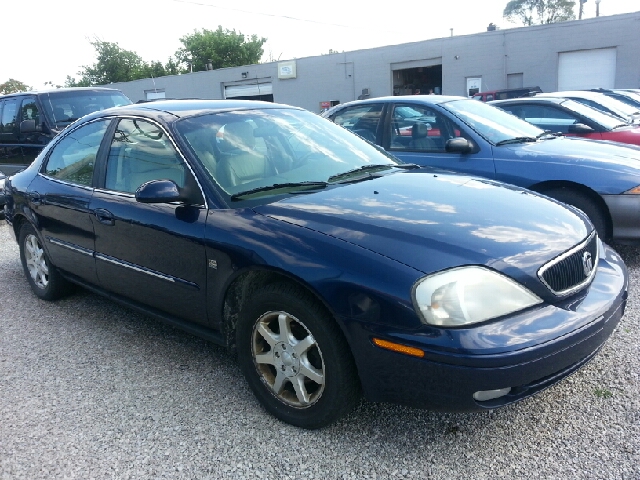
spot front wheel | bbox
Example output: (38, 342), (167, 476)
(236, 283), (361, 429)
(543, 188), (610, 242)
(19, 223), (70, 301)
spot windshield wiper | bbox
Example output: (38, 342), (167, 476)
(495, 136), (538, 146)
(328, 164), (416, 183)
(230, 181), (328, 200)
(393, 163), (421, 169)
(537, 131), (562, 139)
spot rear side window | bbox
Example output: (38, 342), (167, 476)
(43, 120), (109, 186)
(1, 98), (19, 133)
(332, 104), (383, 142)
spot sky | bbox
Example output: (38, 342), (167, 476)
(1, 0), (638, 90)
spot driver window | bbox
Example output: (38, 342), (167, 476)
(389, 104), (464, 153)
(105, 118), (188, 194)
(502, 104), (578, 134)
(21, 97), (40, 124)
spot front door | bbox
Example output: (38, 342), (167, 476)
(19, 96), (51, 166)
(90, 118), (208, 325)
(384, 103), (496, 179)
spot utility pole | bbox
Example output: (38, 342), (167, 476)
(579, 0), (587, 19)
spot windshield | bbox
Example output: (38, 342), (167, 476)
(41, 90), (132, 128)
(561, 99), (630, 129)
(582, 94), (640, 117)
(176, 108), (402, 198)
(442, 99), (544, 145)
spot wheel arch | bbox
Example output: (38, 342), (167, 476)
(11, 213), (29, 242)
(530, 180), (612, 240)
(220, 267), (350, 352)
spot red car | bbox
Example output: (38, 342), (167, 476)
(471, 87), (541, 102)
(490, 97), (640, 146)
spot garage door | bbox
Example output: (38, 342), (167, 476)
(224, 83), (273, 98)
(558, 48), (616, 91)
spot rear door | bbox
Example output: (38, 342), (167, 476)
(0, 97), (22, 175)
(28, 118), (111, 284)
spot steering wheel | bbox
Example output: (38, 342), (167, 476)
(292, 151), (326, 169)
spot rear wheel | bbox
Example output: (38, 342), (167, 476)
(543, 188), (609, 241)
(236, 283), (361, 429)
(19, 223), (70, 300)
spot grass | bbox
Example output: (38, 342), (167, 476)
(594, 388), (613, 399)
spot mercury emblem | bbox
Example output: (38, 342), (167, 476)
(582, 252), (593, 277)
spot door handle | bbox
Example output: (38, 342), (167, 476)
(29, 192), (42, 206)
(94, 208), (115, 226)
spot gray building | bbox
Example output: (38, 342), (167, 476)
(110, 11), (640, 112)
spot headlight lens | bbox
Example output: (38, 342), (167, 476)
(414, 266), (542, 327)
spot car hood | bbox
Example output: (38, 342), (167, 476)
(498, 136), (640, 170)
(254, 172), (590, 294)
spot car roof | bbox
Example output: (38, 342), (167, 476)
(489, 97), (565, 106)
(0, 87), (126, 99)
(79, 99), (304, 122)
(537, 91), (608, 100)
(328, 95), (466, 110)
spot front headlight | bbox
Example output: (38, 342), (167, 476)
(413, 266), (542, 327)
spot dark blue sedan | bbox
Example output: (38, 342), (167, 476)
(4, 100), (627, 428)
(322, 96), (640, 244)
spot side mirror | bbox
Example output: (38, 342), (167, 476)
(568, 123), (595, 134)
(135, 179), (184, 204)
(20, 119), (39, 134)
(445, 137), (473, 154)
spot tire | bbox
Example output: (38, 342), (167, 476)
(236, 283), (361, 429)
(543, 188), (609, 241)
(19, 223), (70, 301)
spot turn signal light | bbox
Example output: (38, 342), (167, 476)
(372, 338), (425, 358)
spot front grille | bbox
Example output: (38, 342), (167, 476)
(538, 231), (599, 296)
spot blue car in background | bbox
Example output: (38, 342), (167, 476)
(4, 100), (628, 428)
(322, 96), (640, 244)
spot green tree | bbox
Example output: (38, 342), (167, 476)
(0, 78), (30, 94)
(503, 0), (576, 25)
(66, 39), (148, 86)
(175, 27), (266, 72)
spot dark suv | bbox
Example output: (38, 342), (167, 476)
(0, 87), (131, 176)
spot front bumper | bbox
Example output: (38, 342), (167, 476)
(348, 242), (628, 411)
(603, 194), (640, 244)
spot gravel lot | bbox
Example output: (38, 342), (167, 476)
(0, 220), (638, 480)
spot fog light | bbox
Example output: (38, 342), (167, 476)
(473, 387), (512, 402)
